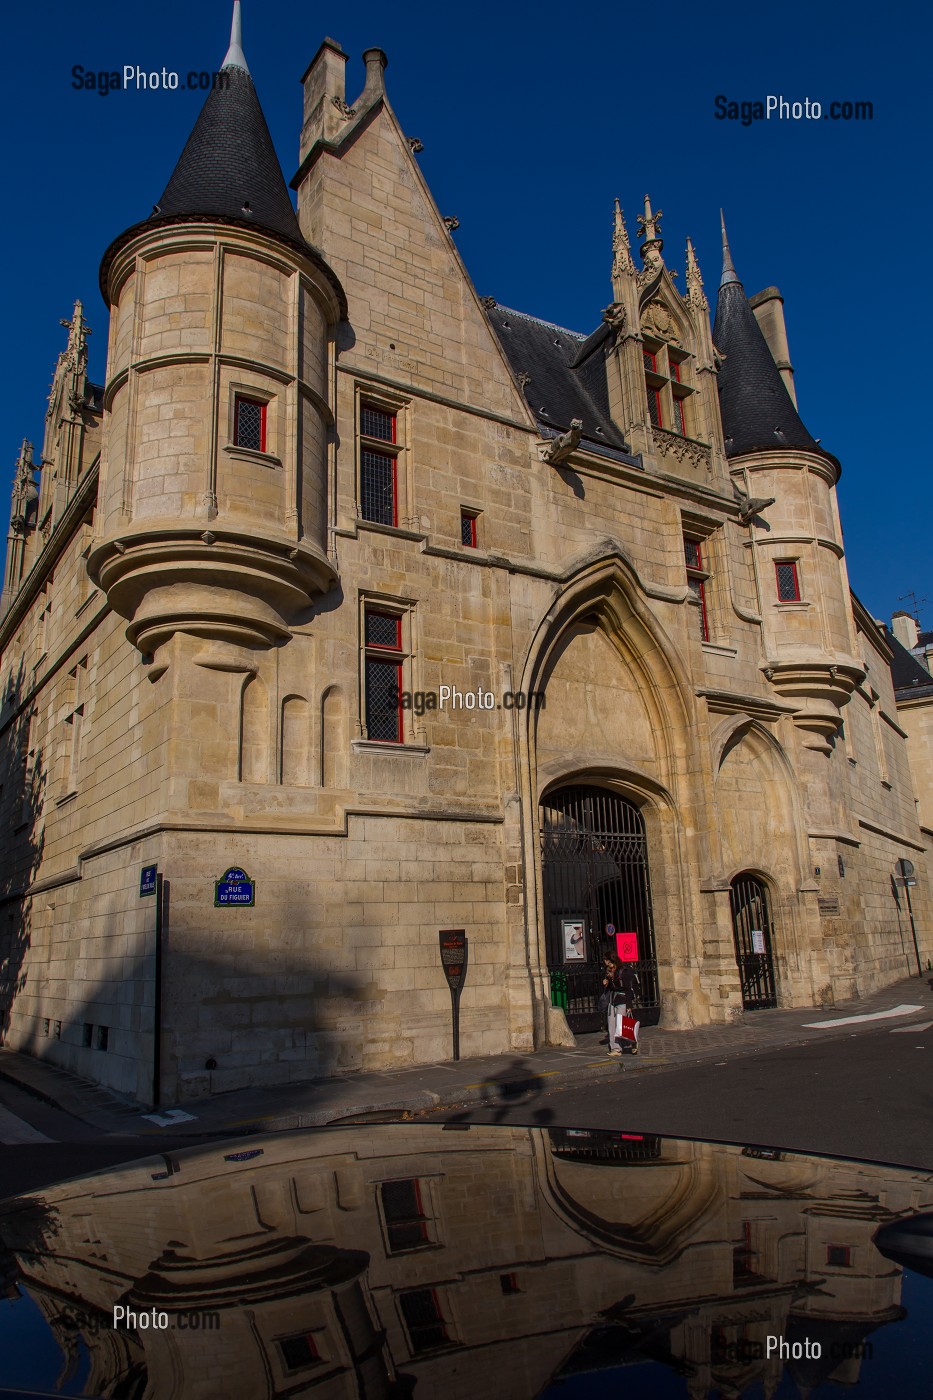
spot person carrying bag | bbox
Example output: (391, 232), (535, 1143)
(598, 957), (627, 1057)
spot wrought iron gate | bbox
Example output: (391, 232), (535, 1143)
(729, 874), (777, 1009)
(541, 785), (660, 1032)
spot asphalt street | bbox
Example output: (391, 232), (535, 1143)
(0, 1079), (213, 1201)
(430, 1020), (933, 1171)
(1, 1013), (932, 1202)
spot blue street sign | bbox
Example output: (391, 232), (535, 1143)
(140, 865), (157, 897)
(214, 867), (255, 907)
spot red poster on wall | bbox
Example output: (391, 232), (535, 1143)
(616, 932), (639, 963)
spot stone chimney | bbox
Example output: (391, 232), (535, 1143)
(299, 37), (349, 163)
(892, 611), (920, 650)
(748, 287), (797, 406)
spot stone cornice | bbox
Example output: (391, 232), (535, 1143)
(857, 815), (927, 853)
(697, 687), (796, 720)
(101, 217), (346, 321)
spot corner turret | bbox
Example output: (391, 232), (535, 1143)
(713, 215), (862, 752)
(90, 2), (345, 656)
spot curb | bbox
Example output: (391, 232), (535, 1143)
(3, 986), (932, 1138)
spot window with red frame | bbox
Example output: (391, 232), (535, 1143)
(460, 509), (478, 547)
(234, 395), (266, 452)
(278, 1332), (321, 1371)
(360, 401), (398, 526)
(826, 1244), (851, 1267)
(381, 1178), (432, 1252)
(684, 536), (710, 642)
(364, 608), (403, 743)
(775, 560), (801, 602)
(644, 349), (662, 427)
(399, 1288), (452, 1353)
(669, 359), (687, 434)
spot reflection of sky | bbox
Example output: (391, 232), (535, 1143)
(0, 1290), (90, 1395)
(534, 1275), (933, 1399)
(1, 1263), (931, 1396)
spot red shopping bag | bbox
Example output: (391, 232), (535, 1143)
(618, 1014), (640, 1046)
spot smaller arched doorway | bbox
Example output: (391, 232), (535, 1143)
(540, 784), (660, 1032)
(730, 874), (777, 1009)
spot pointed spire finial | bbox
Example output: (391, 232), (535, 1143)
(685, 238), (708, 311)
(16, 439), (34, 476)
(636, 194), (663, 250)
(720, 209), (740, 288)
(59, 299), (91, 372)
(222, 1), (249, 73)
(612, 199), (635, 279)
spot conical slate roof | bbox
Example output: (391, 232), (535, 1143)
(712, 218), (823, 459)
(99, 5), (345, 312)
(154, 64), (303, 244)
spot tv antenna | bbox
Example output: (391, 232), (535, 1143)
(897, 591), (928, 625)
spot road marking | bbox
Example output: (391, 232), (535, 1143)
(0, 1103), (53, 1144)
(141, 1108), (197, 1126)
(891, 1021), (933, 1034)
(803, 1003), (924, 1029)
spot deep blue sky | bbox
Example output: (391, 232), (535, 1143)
(4, 0), (930, 628)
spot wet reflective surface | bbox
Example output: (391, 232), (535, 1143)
(1, 1126), (931, 1398)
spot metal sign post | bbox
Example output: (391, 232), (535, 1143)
(439, 929), (468, 1061)
(141, 865), (162, 1107)
(895, 860), (922, 976)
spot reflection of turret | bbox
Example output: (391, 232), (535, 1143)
(125, 1235), (368, 1311)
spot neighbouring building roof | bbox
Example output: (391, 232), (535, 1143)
(886, 625), (933, 697)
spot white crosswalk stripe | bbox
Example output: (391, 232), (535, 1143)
(0, 1103), (54, 1144)
(803, 1003), (924, 1029)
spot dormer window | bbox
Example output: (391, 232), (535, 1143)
(644, 341), (691, 435)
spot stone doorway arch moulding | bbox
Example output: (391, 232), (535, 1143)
(510, 545), (710, 1037)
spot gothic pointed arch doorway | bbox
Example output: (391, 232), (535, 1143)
(729, 873), (778, 1009)
(540, 784), (660, 1032)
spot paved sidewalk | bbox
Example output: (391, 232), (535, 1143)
(1, 974), (930, 1140)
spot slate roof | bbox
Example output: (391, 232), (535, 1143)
(487, 306), (631, 454)
(885, 625), (933, 696)
(155, 66), (303, 244)
(713, 274), (828, 460)
(99, 63), (345, 314)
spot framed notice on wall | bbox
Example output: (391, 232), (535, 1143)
(562, 918), (586, 962)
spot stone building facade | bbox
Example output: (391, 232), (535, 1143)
(0, 7), (929, 1104)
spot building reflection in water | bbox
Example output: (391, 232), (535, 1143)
(0, 1127), (931, 1399)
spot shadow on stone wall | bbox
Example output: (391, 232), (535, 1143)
(0, 659), (46, 1047)
(7, 921), (387, 1107)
